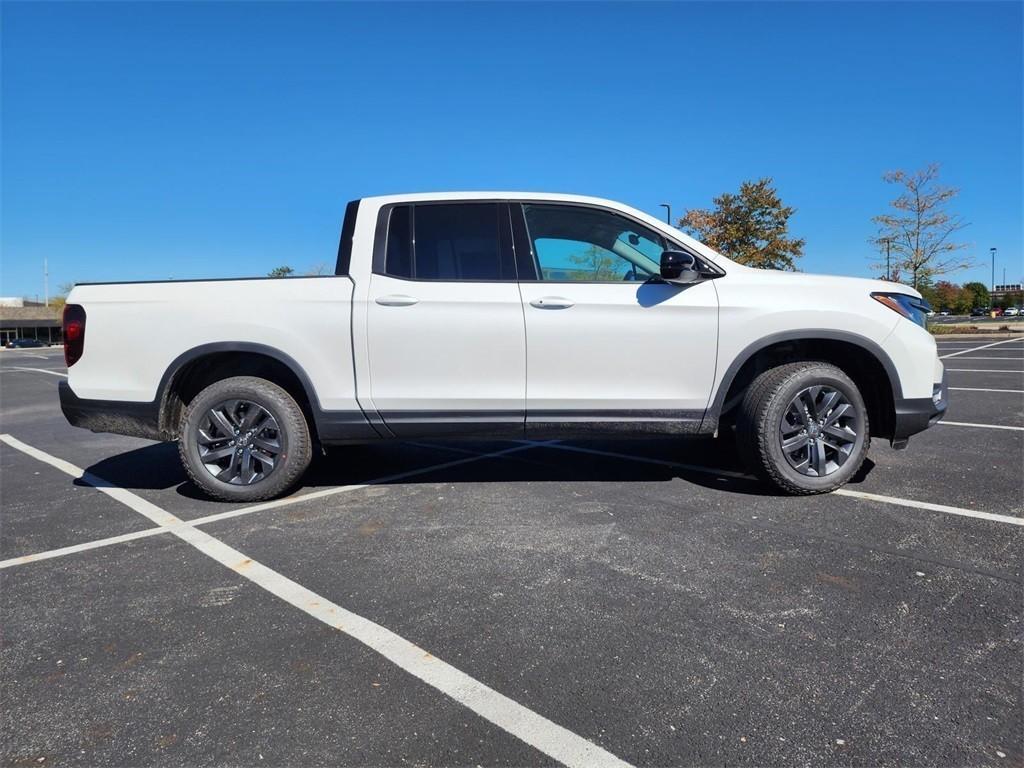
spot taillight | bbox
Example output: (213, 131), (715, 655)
(63, 304), (86, 367)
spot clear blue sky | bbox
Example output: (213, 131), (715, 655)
(2, 1), (1021, 298)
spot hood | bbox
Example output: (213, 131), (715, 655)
(724, 264), (923, 299)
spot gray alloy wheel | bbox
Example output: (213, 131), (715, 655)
(736, 361), (869, 495)
(197, 399), (282, 485)
(179, 376), (312, 502)
(779, 385), (861, 477)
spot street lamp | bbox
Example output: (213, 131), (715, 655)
(990, 247), (997, 308)
(659, 203), (672, 226)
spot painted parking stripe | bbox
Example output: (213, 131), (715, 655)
(940, 338), (1024, 359)
(0, 441), (546, 570)
(5, 366), (67, 377)
(949, 387), (1024, 394)
(833, 489), (1024, 526)
(0, 433), (632, 768)
(950, 356), (1024, 360)
(535, 443), (1024, 527)
(0, 527), (167, 569)
(937, 420), (1024, 432)
(946, 369), (1024, 373)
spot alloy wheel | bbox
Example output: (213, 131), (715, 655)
(779, 385), (860, 477)
(196, 399), (282, 485)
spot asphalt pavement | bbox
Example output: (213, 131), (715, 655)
(1, 340), (1021, 767)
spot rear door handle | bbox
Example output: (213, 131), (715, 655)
(529, 297), (575, 309)
(375, 295), (419, 307)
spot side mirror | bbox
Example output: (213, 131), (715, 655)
(660, 250), (702, 284)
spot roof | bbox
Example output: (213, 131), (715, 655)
(0, 304), (61, 327)
(356, 192), (734, 269)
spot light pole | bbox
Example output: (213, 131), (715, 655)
(659, 203), (672, 226)
(990, 247), (997, 309)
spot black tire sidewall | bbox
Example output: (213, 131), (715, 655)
(760, 366), (869, 493)
(179, 377), (310, 502)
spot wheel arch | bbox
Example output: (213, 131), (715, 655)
(155, 342), (324, 441)
(707, 330), (901, 440)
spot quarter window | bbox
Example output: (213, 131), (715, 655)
(522, 204), (666, 282)
(383, 203), (511, 281)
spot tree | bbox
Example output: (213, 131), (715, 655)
(267, 266), (294, 277)
(569, 245), (620, 280)
(959, 281), (989, 313)
(50, 282), (75, 310)
(933, 280), (961, 312)
(306, 262), (329, 276)
(870, 163), (971, 289)
(679, 177), (805, 271)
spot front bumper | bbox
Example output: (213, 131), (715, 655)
(890, 374), (947, 447)
(59, 380), (164, 441)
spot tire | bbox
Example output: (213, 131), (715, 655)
(178, 376), (312, 502)
(736, 362), (869, 495)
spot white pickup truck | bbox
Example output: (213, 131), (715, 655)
(60, 192), (946, 501)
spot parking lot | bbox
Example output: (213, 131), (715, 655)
(1, 338), (1021, 767)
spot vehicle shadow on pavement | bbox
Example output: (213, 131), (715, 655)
(77, 437), (877, 502)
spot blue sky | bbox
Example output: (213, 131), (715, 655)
(2, 1), (1021, 298)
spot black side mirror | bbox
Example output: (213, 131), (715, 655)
(660, 250), (702, 284)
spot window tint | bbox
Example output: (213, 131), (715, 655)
(385, 205), (412, 278)
(414, 203), (506, 280)
(523, 204), (666, 282)
(383, 203), (509, 281)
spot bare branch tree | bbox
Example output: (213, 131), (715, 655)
(869, 163), (972, 288)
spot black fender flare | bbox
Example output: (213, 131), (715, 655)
(155, 341), (379, 441)
(703, 329), (903, 429)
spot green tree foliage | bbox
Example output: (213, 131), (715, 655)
(569, 245), (621, 280)
(267, 266), (295, 277)
(932, 280), (961, 312)
(870, 163), (971, 288)
(679, 178), (805, 271)
(959, 281), (990, 313)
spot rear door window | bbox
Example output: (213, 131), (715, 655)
(383, 203), (513, 281)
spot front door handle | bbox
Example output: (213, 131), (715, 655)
(375, 295), (419, 307)
(530, 297), (575, 309)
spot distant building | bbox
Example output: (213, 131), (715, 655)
(0, 300), (62, 345)
(992, 283), (1023, 298)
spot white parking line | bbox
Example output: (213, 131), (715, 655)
(949, 387), (1024, 394)
(833, 489), (1024, 527)
(940, 338), (1024, 359)
(534, 443), (1024, 527)
(950, 356), (1024, 360)
(5, 366), (68, 377)
(0, 440), (546, 569)
(946, 369), (1024, 373)
(0, 433), (631, 768)
(0, 527), (167, 569)
(938, 421), (1024, 432)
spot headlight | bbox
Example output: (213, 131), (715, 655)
(871, 292), (931, 328)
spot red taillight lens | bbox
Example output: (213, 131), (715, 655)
(63, 304), (86, 367)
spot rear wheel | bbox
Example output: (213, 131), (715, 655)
(179, 376), (312, 502)
(736, 362), (869, 494)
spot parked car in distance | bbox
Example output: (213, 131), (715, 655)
(5, 338), (47, 348)
(59, 192), (947, 501)
(970, 307), (988, 317)
(1004, 307), (1021, 317)
(938, 310), (951, 316)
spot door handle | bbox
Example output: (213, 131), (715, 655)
(530, 297), (575, 309)
(375, 295), (419, 307)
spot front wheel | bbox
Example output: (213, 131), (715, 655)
(178, 376), (312, 502)
(736, 362), (869, 495)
